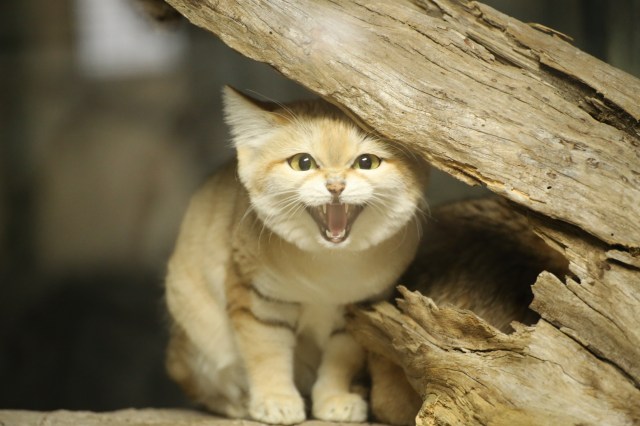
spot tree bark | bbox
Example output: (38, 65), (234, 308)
(348, 287), (640, 426)
(162, 0), (640, 249)
(348, 198), (640, 425)
(159, 0), (640, 424)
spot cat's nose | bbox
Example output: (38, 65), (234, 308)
(326, 181), (345, 196)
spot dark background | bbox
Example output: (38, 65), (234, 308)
(1, 0), (638, 412)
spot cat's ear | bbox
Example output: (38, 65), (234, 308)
(222, 86), (281, 149)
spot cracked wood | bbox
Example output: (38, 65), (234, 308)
(164, 0), (640, 248)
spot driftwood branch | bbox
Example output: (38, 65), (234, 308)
(348, 288), (640, 425)
(347, 198), (640, 424)
(163, 0), (640, 249)
(530, 219), (640, 386)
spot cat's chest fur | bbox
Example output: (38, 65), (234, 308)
(231, 205), (419, 350)
(231, 192), (419, 307)
(253, 234), (415, 305)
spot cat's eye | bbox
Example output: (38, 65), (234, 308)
(288, 153), (317, 171)
(353, 154), (382, 170)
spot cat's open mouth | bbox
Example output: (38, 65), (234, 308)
(308, 202), (363, 244)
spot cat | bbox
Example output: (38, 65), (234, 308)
(164, 86), (429, 424)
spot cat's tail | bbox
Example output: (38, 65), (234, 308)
(167, 322), (248, 418)
(165, 257), (249, 417)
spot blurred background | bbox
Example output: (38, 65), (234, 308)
(0, 0), (638, 412)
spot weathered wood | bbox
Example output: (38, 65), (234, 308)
(530, 219), (640, 386)
(345, 198), (639, 424)
(0, 409), (214, 426)
(348, 288), (640, 426)
(163, 0), (640, 249)
(0, 409), (387, 426)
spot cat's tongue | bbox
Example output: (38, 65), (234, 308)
(326, 203), (348, 239)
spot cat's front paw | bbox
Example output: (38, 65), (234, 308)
(249, 391), (306, 425)
(313, 392), (368, 422)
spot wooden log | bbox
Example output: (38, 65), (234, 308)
(530, 219), (640, 386)
(162, 0), (640, 249)
(346, 198), (639, 424)
(348, 289), (640, 425)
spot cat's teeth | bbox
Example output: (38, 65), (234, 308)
(322, 205), (327, 214)
(345, 204), (349, 214)
(326, 229), (346, 240)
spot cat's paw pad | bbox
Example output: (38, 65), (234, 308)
(249, 392), (306, 425)
(313, 392), (368, 422)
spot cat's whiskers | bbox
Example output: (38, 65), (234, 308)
(356, 127), (422, 164)
(275, 193), (307, 219)
(257, 219), (269, 251)
(270, 110), (296, 125)
(361, 193), (397, 215)
(379, 137), (422, 163)
(361, 192), (428, 241)
(238, 203), (271, 253)
(415, 195), (432, 221)
(389, 217), (413, 253)
(239, 203), (258, 227)
(256, 205), (288, 250)
(282, 203), (306, 223)
(413, 212), (425, 239)
(363, 200), (387, 217)
(255, 190), (310, 249)
(245, 90), (298, 124)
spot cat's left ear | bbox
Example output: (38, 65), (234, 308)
(222, 86), (281, 149)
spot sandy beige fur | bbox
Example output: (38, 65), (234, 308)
(165, 87), (429, 424)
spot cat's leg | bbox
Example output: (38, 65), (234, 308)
(166, 324), (247, 418)
(229, 284), (305, 425)
(369, 352), (422, 426)
(311, 330), (368, 422)
(233, 312), (305, 424)
(165, 264), (247, 417)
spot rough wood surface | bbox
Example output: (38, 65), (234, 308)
(163, 0), (640, 249)
(0, 409), (386, 426)
(0, 409), (213, 426)
(530, 219), (640, 386)
(348, 289), (640, 426)
(346, 200), (639, 425)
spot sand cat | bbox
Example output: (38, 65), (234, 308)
(164, 87), (429, 424)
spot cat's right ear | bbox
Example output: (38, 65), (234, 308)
(222, 86), (280, 149)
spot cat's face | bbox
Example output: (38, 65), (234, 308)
(223, 87), (428, 251)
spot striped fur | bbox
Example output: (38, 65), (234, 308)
(165, 87), (429, 424)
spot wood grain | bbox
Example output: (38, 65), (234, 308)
(348, 290), (640, 426)
(164, 0), (640, 248)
